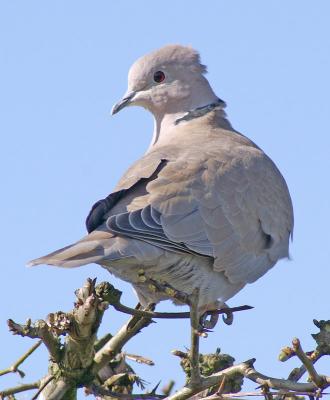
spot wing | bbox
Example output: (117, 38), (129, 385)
(104, 144), (293, 285)
(86, 151), (168, 233)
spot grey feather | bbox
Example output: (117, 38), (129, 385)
(28, 44), (293, 309)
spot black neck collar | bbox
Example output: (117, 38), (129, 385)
(174, 98), (225, 125)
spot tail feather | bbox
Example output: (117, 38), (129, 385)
(27, 231), (114, 268)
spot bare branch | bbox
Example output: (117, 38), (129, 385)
(189, 288), (202, 386)
(162, 381), (175, 397)
(93, 303), (154, 373)
(0, 381), (39, 398)
(167, 356), (330, 400)
(112, 296), (252, 320)
(286, 350), (324, 383)
(200, 390), (330, 400)
(167, 360), (254, 400)
(94, 333), (113, 351)
(2, 278), (329, 400)
(292, 338), (327, 388)
(7, 318), (61, 362)
(90, 383), (165, 399)
(31, 375), (55, 400)
(125, 352), (155, 366)
(37, 377), (75, 400)
(215, 375), (227, 396)
(0, 340), (42, 378)
(107, 272), (252, 322)
(243, 363), (330, 392)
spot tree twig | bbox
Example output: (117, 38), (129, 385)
(167, 359), (254, 400)
(31, 375), (55, 400)
(201, 390), (330, 399)
(287, 351), (324, 383)
(292, 338), (327, 388)
(94, 333), (113, 351)
(92, 303), (154, 373)
(2, 278), (329, 400)
(0, 339), (42, 378)
(189, 288), (202, 386)
(38, 377), (74, 400)
(0, 381), (39, 398)
(162, 381), (175, 396)
(90, 383), (165, 399)
(107, 273), (252, 321)
(167, 357), (330, 400)
(243, 363), (330, 392)
(113, 300), (252, 320)
(125, 352), (155, 366)
(7, 318), (61, 363)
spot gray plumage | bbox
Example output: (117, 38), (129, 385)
(29, 45), (293, 311)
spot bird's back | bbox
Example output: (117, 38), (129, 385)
(92, 109), (293, 286)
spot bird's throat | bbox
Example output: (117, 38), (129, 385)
(148, 98), (227, 150)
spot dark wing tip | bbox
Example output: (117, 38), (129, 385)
(86, 190), (126, 233)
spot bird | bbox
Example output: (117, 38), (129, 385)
(28, 45), (293, 320)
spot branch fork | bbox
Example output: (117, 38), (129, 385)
(2, 278), (330, 400)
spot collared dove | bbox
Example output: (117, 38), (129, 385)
(29, 45), (293, 314)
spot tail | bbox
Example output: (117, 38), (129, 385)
(27, 231), (114, 268)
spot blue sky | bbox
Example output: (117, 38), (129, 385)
(1, 1), (330, 398)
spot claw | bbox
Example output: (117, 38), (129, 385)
(199, 302), (235, 330)
(200, 312), (219, 330)
(198, 311), (218, 337)
(222, 309), (234, 325)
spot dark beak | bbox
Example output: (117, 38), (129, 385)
(111, 91), (136, 115)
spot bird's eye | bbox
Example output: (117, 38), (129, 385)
(153, 70), (165, 83)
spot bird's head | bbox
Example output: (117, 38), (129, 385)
(112, 44), (218, 116)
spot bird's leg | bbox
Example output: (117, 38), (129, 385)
(136, 271), (235, 332)
(221, 304), (234, 325)
(137, 269), (191, 305)
(189, 288), (202, 386)
(127, 302), (155, 329)
(137, 271), (229, 331)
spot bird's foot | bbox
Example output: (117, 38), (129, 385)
(198, 302), (233, 332)
(136, 272), (234, 332)
(199, 312), (219, 331)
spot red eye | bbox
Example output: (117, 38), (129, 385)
(153, 70), (165, 83)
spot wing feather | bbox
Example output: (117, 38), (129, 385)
(86, 131), (292, 286)
(105, 143), (292, 285)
